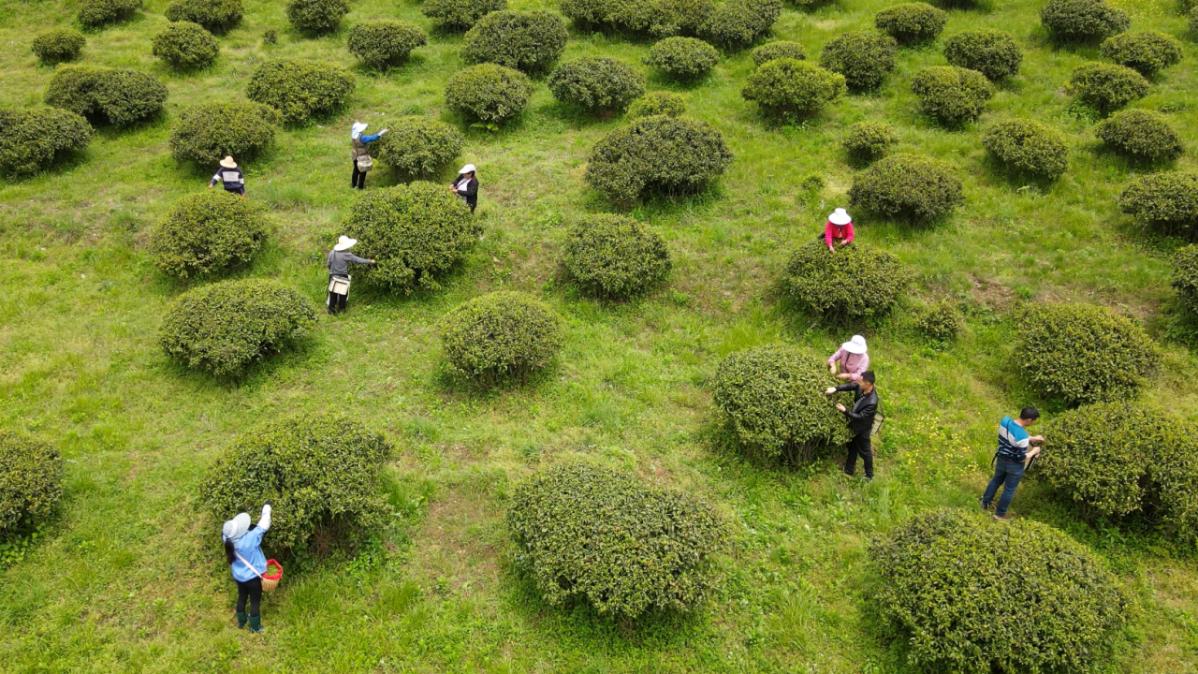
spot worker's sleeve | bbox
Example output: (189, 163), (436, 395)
(844, 222), (855, 245)
(346, 253), (372, 265)
(361, 133), (382, 144)
(463, 180), (478, 197)
(824, 221), (834, 248)
(827, 348), (843, 366)
(834, 382), (860, 394)
(209, 171), (221, 186)
(845, 399), (876, 421)
(257, 504), (271, 532)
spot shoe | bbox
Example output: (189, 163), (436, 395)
(979, 498), (990, 511)
(236, 611), (247, 629)
(993, 513), (1011, 522)
(249, 614), (263, 633)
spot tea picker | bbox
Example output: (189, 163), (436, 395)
(209, 155), (245, 195)
(221, 502), (282, 633)
(326, 235), (376, 314)
(350, 121), (388, 190)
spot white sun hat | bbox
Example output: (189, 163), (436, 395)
(458, 164), (476, 174)
(842, 334), (868, 354)
(222, 512), (251, 541)
(828, 208), (852, 225)
(219, 155), (237, 169)
(351, 121), (368, 139)
(334, 235), (358, 252)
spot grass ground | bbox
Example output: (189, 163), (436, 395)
(1, 0), (1197, 670)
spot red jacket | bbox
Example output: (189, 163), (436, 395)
(824, 220), (855, 248)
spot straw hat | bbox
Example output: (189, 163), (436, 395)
(219, 155), (237, 169)
(828, 208), (852, 226)
(222, 512), (251, 541)
(841, 334), (868, 354)
(458, 164), (476, 175)
(333, 235), (357, 252)
(351, 121), (368, 139)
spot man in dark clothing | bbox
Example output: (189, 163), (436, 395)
(825, 370), (879, 479)
(209, 155), (245, 195)
(326, 235), (375, 314)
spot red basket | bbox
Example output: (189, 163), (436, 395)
(261, 559), (283, 592)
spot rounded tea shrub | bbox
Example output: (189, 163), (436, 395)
(783, 241), (911, 321)
(422, 0), (506, 30)
(742, 58), (846, 120)
(159, 279), (316, 377)
(914, 299), (963, 343)
(982, 119), (1070, 181)
(585, 115), (733, 205)
(199, 415), (391, 554)
(562, 215), (671, 299)
(752, 40), (806, 65)
(842, 121), (896, 164)
(911, 66), (993, 127)
(1041, 0), (1130, 42)
(444, 63), (534, 125)
(628, 91), (686, 118)
(1173, 244), (1198, 313)
(872, 509), (1131, 673)
(1096, 109), (1183, 163)
(645, 37), (720, 81)
(439, 291), (563, 384)
(943, 29), (1022, 81)
(1016, 302), (1156, 406)
(698, 0), (782, 50)
(78, 0), (141, 28)
(1118, 171), (1198, 235)
(373, 116), (464, 180)
(0, 431), (64, 539)
(1100, 31), (1183, 77)
(548, 57), (645, 114)
(462, 10), (568, 74)
(152, 21), (219, 71)
(170, 102), (280, 166)
(342, 181), (478, 293)
(165, 0), (243, 34)
(150, 191), (268, 280)
(713, 345), (850, 461)
(347, 21), (427, 70)
(45, 67), (167, 127)
(287, 0), (348, 36)
(560, 0), (714, 37)
(508, 463), (724, 619)
(849, 153), (963, 224)
(0, 107), (92, 178)
(1191, 6), (1198, 35)
(819, 31), (898, 92)
(1068, 63), (1150, 115)
(32, 29), (85, 65)
(874, 3), (947, 45)
(246, 60), (355, 124)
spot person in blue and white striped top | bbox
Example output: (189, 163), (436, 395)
(980, 407), (1044, 521)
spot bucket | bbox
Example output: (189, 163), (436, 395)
(261, 559), (283, 592)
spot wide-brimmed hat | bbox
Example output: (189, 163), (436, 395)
(222, 512), (251, 541)
(828, 208), (852, 226)
(458, 164), (476, 175)
(351, 121), (368, 139)
(219, 155), (237, 169)
(334, 235), (358, 252)
(842, 334), (868, 354)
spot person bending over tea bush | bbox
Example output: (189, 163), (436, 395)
(548, 57), (645, 114)
(982, 119), (1069, 181)
(170, 102), (280, 166)
(31, 29), (85, 65)
(741, 58), (846, 121)
(461, 10), (568, 75)
(752, 40), (806, 65)
(246, 60), (354, 124)
(165, 0), (242, 34)
(874, 3), (946, 45)
(347, 21), (427, 70)
(848, 153), (963, 224)
(45, 66), (168, 127)
(1100, 31), (1183, 77)
(1041, 0), (1130, 43)
(645, 37), (720, 81)
(819, 31), (898, 92)
(152, 21), (220, 71)
(1118, 171), (1198, 235)
(0, 431), (63, 539)
(287, 0), (348, 36)
(0, 107), (92, 178)
(1068, 63), (1149, 115)
(842, 122), (895, 165)
(562, 215), (671, 299)
(78, 0), (141, 28)
(508, 463), (724, 619)
(627, 91), (686, 118)
(151, 191), (267, 279)
(911, 66), (993, 127)
(422, 0), (505, 30)
(943, 30), (1022, 81)
(373, 117), (463, 180)
(444, 64), (534, 126)
(440, 291), (563, 385)
(783, 241), (910, 321)
(1096, 109), (1183, 163)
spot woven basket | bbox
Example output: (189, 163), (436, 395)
(261, 559), (283, 592)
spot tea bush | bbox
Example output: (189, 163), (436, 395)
(347, 21), (427, 70)
(1068, 63), (1150, 115)
(1041, 0), (1130, 42)
(713, 345), (850, 461)
(751, 40), (806, 65)
(246, 60), (355, 124)
(548, 57), (645, 113)
(508, 463), (724, 619)
(165, 0), (243, 34)
(627, 91), (686, 117)
(287, 0), (348, 36)
(1100, 31), (1183, 77)
(1016, 302), (1156, 406)
(444, 63), (534, 125)
(151, 191), (268, 280)
(783, 241), (910, 321)
(1191, 6), (1198, 34)
(342, 181), (478, 294)
(0, 107), (92, 178)
(842, 122), (896, 164)
(439, 291), (563, 385)
(1119, 172), (1198, 235)
(645, 37), (720, 81)
(874, 3), (947, 45)
(849, 153), (963, 224)
(422, 0), (505, 30)
(462, 10), (568, 74)
(872, 509), (1131, 673)
(78, 0), (141, 28)
(1172, 244), (1198, 313)
(159, 279), (316, 377)
(741, 58), (846, 120)
(819, 31), (898, 92)
(562, 215), (671, 299)
(585, 115), (733, 205)
(169, 102), (281, 166)
(1096, 109), (1183, 163)
(199, 415), (392, 554)
(152, 21), (219, 71)
(914, 300), (964, 343)
(560, 0), (713, 37)
(0, 431), (63, 539)
(942, 30), (1022, 81)
(373, 117), (463, 180)
(982, 119), (1070, 181)
(45, 67), (167, 127)
(31, 29), (85, 65)
(698, 0), (782, 49)
(911, 66), (993, 127)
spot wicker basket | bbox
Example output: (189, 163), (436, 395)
(261, 559), (283, 592)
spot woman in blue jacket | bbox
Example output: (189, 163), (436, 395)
(350, 122), (388, 190)
(221, 503), (272, 632)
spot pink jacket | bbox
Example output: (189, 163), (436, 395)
(828, 348), (869, 380)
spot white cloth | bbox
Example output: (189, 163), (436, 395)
(351, 122), (368, 140)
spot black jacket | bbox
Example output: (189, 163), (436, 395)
(454, 177), (478, 211)
(835, 382), (878, 437)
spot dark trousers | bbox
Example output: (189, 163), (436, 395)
(352, 162), (367, 189)
(236, 577), (262, 616)
(327, 291), (348, 314)
(844, 433), (873, 479)
(225, 186), (245, 196)
(982, 455), (1025, 516)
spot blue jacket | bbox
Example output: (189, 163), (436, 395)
(226, 507), (271, 582)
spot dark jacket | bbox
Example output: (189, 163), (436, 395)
(835, 382), (878, 437)
(327, 250), (371, 278)
(453, 177), (478, 211)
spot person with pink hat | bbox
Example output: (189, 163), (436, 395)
(827, 334), (870, 382)
(822, 207), (855, 253)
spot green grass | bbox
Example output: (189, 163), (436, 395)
(2, 0), (1198, 670)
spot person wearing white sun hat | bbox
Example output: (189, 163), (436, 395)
(350, 121), (389, 190)
(450, 164), (478, 212)
(827, 334), (870, 382)
(820, 207), (855, 253)
(208, 155), (246, 196)
(326, 235), (376, 314)
(222, 502), (272, 632)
